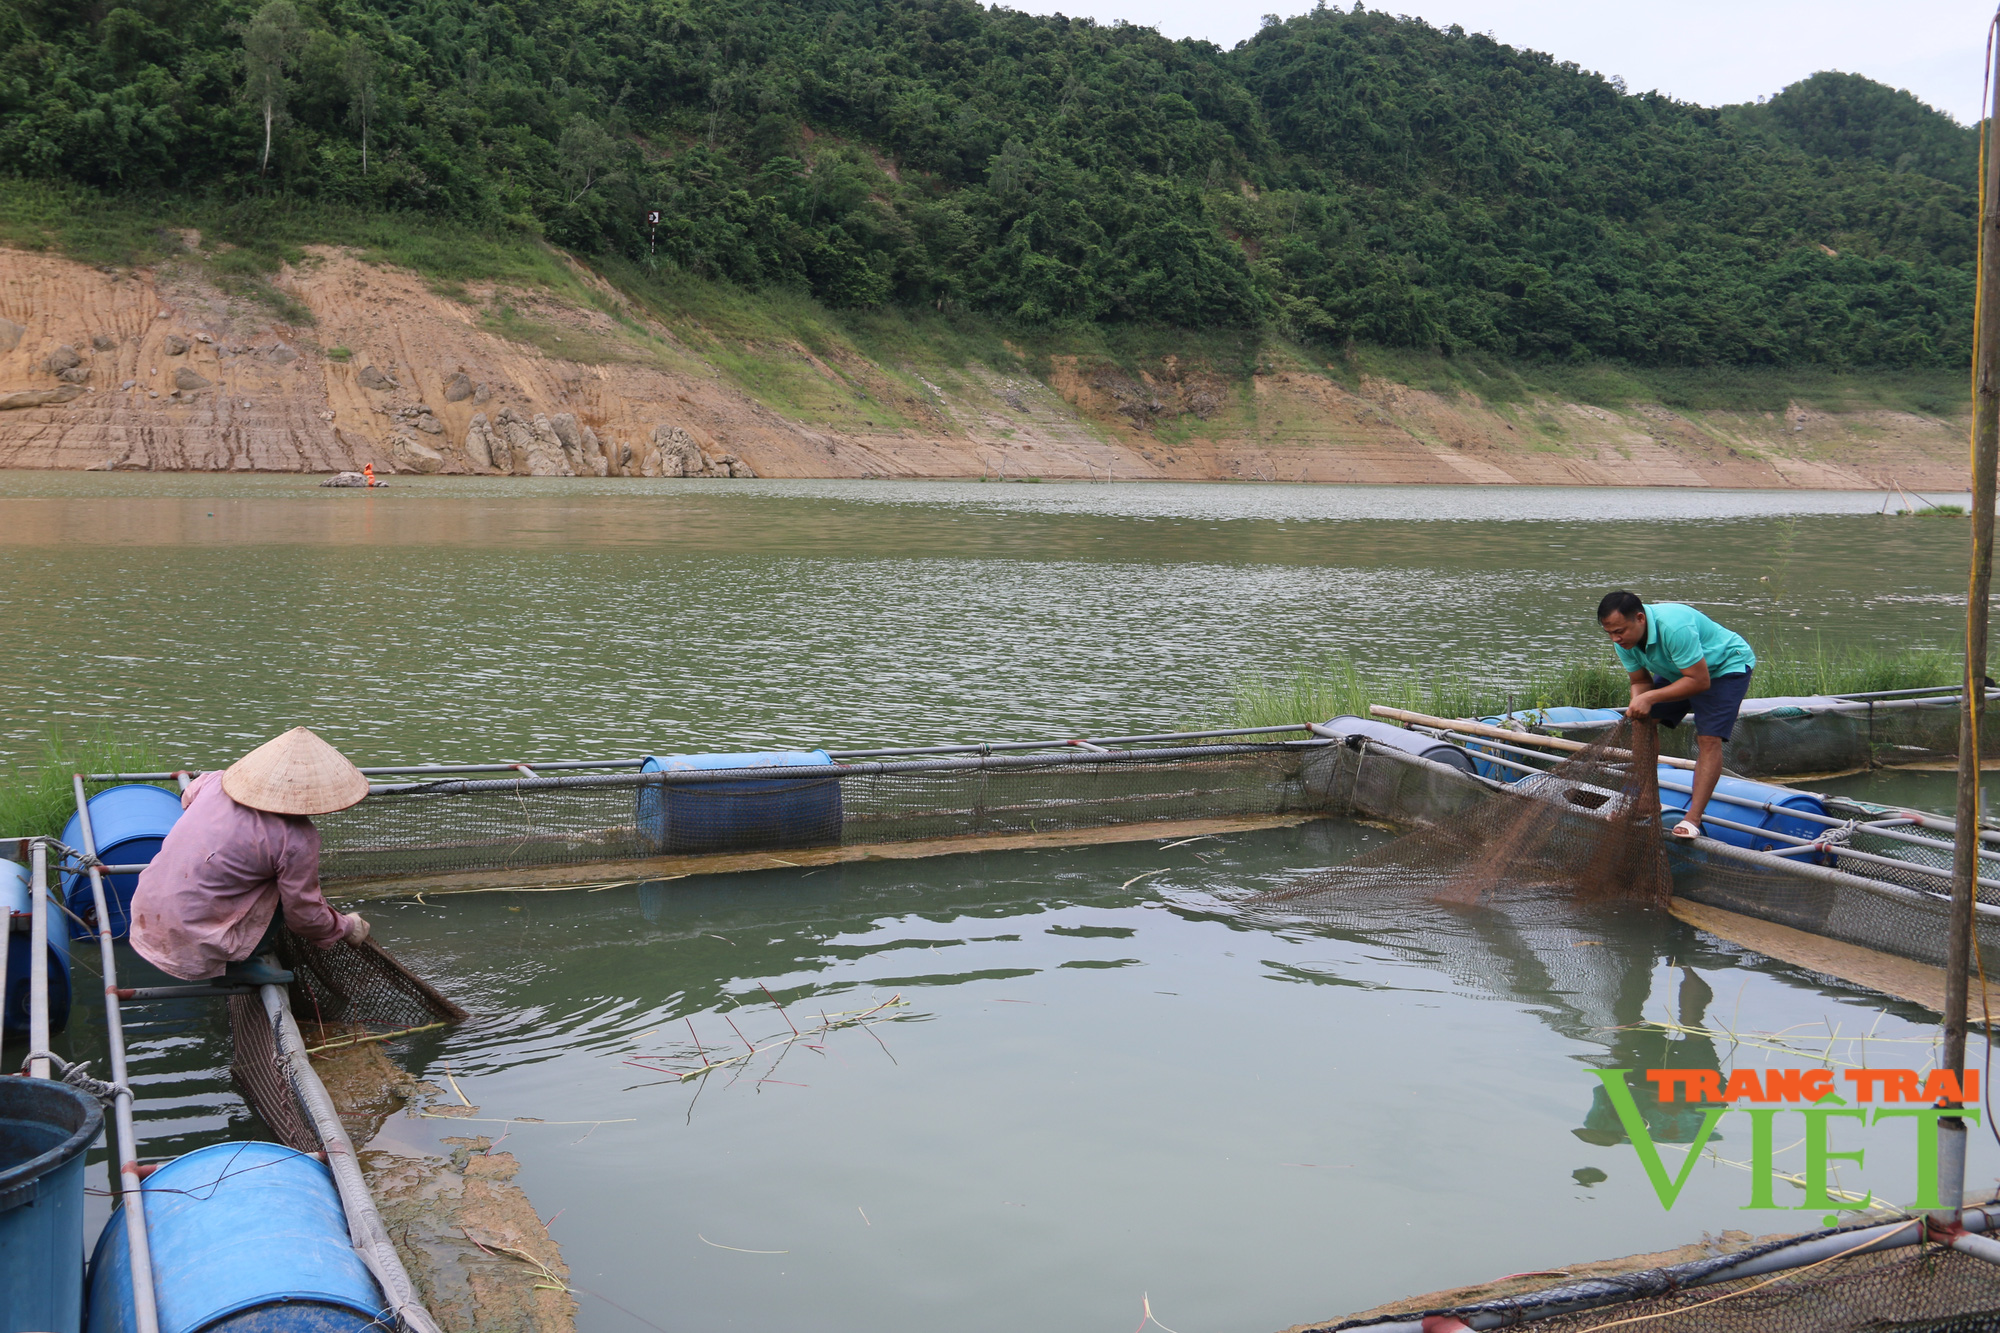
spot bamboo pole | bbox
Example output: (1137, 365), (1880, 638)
(1365, 705), (1700, 771)
(1944, 14), (2000, 1221)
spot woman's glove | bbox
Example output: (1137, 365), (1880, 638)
(340, 911), (371, 943)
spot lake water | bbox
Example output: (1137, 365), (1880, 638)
(0, 474), (1975, 771)
(6, 475), (1989, 1331)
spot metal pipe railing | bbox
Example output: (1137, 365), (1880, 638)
(1836, 685), (1997, 701)
(262, 985), (442, 1333)
(1652, 776), (2000, 864)
(27, 840), (49, 1080)
(93, 728), (1326, 781)
(71, 776), (161, 1333)
(0, 867), (9, 1079)
(1528, 690), (2000, 730)
(1425, 746), (1550, 782)
(1685, 806), (2000, 898)
(1840, 804), (2000, 849)
(364, 738), (1332, 797)
(826, 724), (1312, 759)
(90, 757), (649, 782)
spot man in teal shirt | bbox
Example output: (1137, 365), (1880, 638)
(1597, 590), (1757, 839)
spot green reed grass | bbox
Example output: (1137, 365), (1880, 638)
(0, 726), (167, 841)
(1224, 642), (1963, 732)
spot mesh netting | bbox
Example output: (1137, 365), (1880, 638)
(1298, 734), (2000, 979)
(1257, 722), (1670, 912)
(225, 992), (318, 1153)
(313, 747), (1316, 884)
(225, 930), (466, 1152)
(1553, 698), (1969, 778)
(1317, 1229), (2000, 1332)
(275, 929), (468, 1032)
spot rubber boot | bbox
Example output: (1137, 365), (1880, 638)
(220, 954), (294, 987)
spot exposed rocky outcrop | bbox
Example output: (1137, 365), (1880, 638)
(463, 412), (498, 472)
(646, 423), (709, 476)
(0, 243), (1973, 485)
(389, 433), (447, 473)
(0, 387), (83, 410)
(521, 412), (572, 476)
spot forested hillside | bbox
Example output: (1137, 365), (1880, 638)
(0, 0), (1979, 368)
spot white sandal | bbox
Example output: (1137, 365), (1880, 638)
(1670, 819), (1700, 840)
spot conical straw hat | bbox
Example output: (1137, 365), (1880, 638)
(222, 727), (369, 816)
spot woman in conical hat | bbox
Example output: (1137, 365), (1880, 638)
(130, 727), (372, 983)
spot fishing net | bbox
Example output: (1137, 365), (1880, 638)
(226, 992), (317, 1152)
(1310, 1225), (2000, 1332)
(1258, 722), (1670, 914)
(312, 746), (1318, 886)
(226, 930), (466, 1152)
(273, 930), (468, 1033)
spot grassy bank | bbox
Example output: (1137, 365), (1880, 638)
(1225, 643), (1963, 731)
(0, 727), (166, 842)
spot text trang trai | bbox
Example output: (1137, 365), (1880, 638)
(1595, 1068), (1979, 1214)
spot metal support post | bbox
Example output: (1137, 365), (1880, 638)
(72, 775), (161, 1333)
(28, 839), (49, 1079)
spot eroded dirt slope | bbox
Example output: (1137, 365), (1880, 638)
(0, 243), (1970, 487)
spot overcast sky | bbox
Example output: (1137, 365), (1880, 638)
(1003, 0), (1995, 123)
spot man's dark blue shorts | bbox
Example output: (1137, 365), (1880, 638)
(1650, 671), (1753, 740)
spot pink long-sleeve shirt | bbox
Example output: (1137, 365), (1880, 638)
(129, 770), (347, 980)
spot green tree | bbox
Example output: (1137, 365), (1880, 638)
(341, 35), (378, 175)
(0, 0), (1978, 368)
(557, 115), (621, 205)
(241, 0), (305, 176)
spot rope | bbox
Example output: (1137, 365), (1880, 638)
(19, 1051), (129, 1104)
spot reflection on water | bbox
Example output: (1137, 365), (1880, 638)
(1816, 767), (2000, 817)
(30, 819), (1978, 1332)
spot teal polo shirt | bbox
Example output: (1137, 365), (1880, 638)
(1613, 602), (1756, 680)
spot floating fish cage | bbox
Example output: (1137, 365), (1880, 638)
(3, 786), (442, 1333)
(303, 730), (1334, 889)
(9, 685), (1996, 1333)
(1546, 688), (1981, 777)
(1322, 713), (2000, 983)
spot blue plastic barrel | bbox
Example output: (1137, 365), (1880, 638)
(60, 784), (183, 941)
(1656, 766), (1827, 851)
(87, 1141), (386, 1333)
(1484, 707), (1627, 730)
(1319, 718), (1474, 773)
(637, 750), (843, 854)
(2, 1077), (103, 1333)
(1466, 708), (1626, 781)
(1, 857), (71, 1036)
